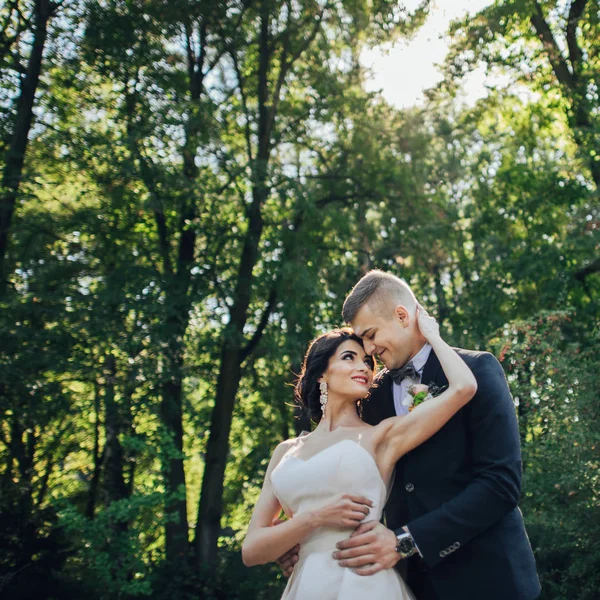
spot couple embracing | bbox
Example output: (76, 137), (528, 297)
(243, 270), (541, 600)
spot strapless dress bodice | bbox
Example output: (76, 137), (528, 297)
(270, 437), (413, 599)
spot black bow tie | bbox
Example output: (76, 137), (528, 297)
(389, 361), (419, 385)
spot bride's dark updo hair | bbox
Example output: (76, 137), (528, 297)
(294, 327), (370, 423)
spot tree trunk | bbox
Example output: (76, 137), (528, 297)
(158, 163), (199, 563)
(569, 97), (600, 190)
(530, 0), (600, 190)
(195, 183), (267, 564)
(160, 354), (190, 561)
(121, 82), (192, 561)
(433, 265), (449, 330)
(102, 354), (128, 509)
(195, 344), (243, 567)
(0, 0), (55, 294)
(284, 304), (313, 436)
(193, 0), (325, 568)
(86, 383), (103, 519)
(153, 15), (211, 562)
(9, 414), (36, 565)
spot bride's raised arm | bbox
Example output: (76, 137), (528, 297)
(242, 441), (373, 567)
(374, 306), (477, 470)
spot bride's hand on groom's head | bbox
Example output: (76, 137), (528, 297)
(416, 303), (440, 341)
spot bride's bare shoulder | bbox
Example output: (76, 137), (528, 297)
(269, 427), (316, 464)
(275, 437), (297, 453)
(267, 437), (299, 472)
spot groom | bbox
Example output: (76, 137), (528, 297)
(331, 270), (541, 599)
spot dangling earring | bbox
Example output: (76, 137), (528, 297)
(319, 381), (328, 417)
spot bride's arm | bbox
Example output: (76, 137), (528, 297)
(242, 441), (373, 567)
(375, 307), (477, 468)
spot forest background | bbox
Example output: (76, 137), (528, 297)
(0, 0), (598, 598)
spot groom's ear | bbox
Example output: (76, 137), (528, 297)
(394, 305), (410, 327)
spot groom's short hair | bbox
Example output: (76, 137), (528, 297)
(342, 270), (417, 322)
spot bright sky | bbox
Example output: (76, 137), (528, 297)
(361, 0), (496, 108)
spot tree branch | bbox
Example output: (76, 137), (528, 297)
(152, 205), (174, 276)
(0, 1), (28, 71)
(197, 18), (207, 92)
(205, 5), (250, 75)
(35, 420), (71, 507)
(240, 286), (277, 361)
(214, 161), (249, 196)
(530, 1), (574, 90)
(125, 117), (174, 276)
(267, 8), (324, 138)
(315, 191), (381, 208)
(566, 0), (587, 78)
(256, 0), (272, 162)
(574, 256), (600, 281)
(231, 48), (254, 164)
(184, 20), (197, 95)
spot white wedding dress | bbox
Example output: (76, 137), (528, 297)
(270, 431), (414, 600)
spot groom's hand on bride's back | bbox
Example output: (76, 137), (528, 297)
(272, 518), (299, 577)
(276, 544), (299, 577)
(333, 521), (400, 576)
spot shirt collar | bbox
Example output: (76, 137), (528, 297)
(411, 343), (432, 374)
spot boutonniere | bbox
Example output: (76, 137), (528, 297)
(402, 382), (446, 412)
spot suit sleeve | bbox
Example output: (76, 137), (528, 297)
(406, 352), (522, 568)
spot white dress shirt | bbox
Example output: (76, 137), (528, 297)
(390, 343), (432, 557)
(392, 344), (431, 557)
(392, 343), (433, 416)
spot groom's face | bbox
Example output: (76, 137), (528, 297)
(351, 302), (414, 370)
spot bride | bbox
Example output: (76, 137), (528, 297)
(242, 306), (477, 599)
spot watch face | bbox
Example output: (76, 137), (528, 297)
(398, 537), (415, 555)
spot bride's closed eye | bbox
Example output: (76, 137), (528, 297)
(341, 352), (372, 370)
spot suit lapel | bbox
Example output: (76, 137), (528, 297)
(383, 373), (396, 419)
(377, 370), (396, 420)
(420, 350), (443, 388)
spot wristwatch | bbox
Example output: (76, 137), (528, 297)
(395, 532), (417, 559)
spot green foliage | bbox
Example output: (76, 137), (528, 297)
(56, 496), (162, 599)
(150, 542), (285, 600)
(490, 312), (600, 599)
(1, 0), (599, 597)
(0, 487), (71, 600)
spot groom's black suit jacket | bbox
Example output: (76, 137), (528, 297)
(362, 348), (541, 600)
